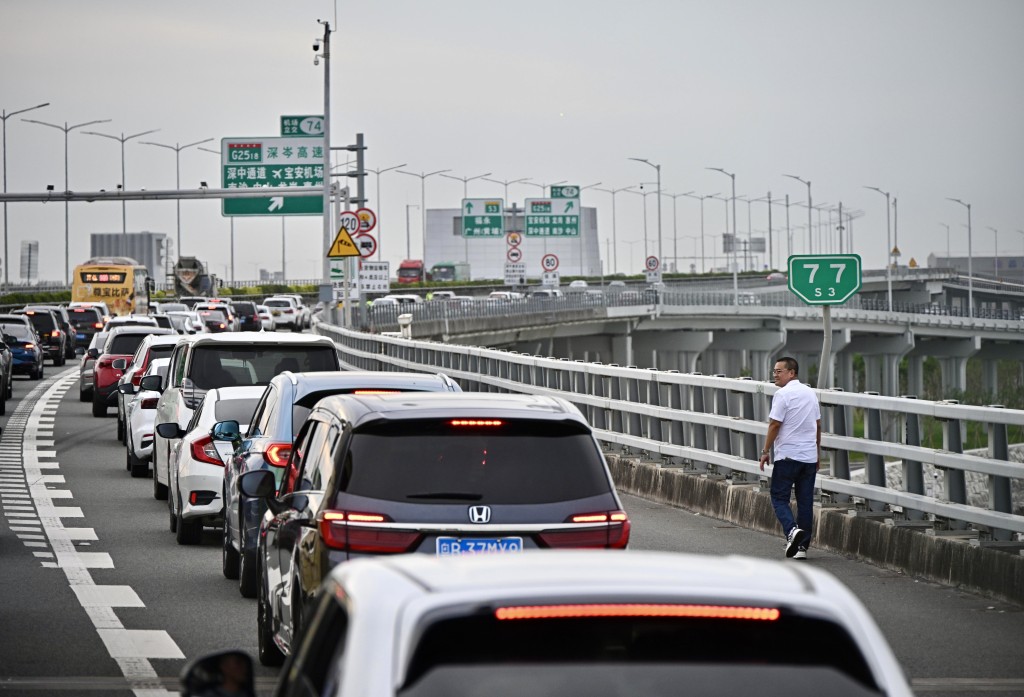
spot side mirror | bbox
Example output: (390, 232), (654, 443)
(155, 422), (184, 439)
(238, 469), (276, 499)
(211, 420), (241, 443)
(111, 358), (127, 371)
(179, 650), (255, 697)
(117, 383), (136, 395)
(139, 374), (163, 393)
(87, 348), (100, 359)
(3, 335), (15, 344)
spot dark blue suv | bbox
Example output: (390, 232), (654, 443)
(218, 370), (461, 598)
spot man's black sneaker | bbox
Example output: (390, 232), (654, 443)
(785, 527), (803, 558)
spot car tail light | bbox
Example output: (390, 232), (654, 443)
(352, 389), (400, 395)
(51, 330), (61, 338)
(93, 322), (104, 329)
(190, 435), (225, 466)
(316, 510), (422, 553)
(262, 443), (292, 468)
(218, 323), (226, 329)
(140, 397), (158, 409)
(450, 419), (503, 427)
(24, 343), (36, 349)
(494, 604), (780, 622)
(97, 359), (113, 370)
(537, 511), (631, 549)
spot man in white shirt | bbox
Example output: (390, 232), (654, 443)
(759, 356), (821, 560)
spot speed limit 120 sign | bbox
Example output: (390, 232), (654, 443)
(541, 253), (559, 272)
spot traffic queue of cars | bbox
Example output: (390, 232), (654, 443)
(64, 306), (911, 697)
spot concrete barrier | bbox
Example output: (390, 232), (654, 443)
(607, 455), (1024, 606)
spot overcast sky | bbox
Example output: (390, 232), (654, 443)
(2, 0), (1022, 282)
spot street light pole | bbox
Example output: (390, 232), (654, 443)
(366, 163), (406, 260)
(947, 198), (973, 318)
(482, 176), (531, 204)
(629, 158), (663, 263)
(708, 168), (738, 305)
(404, 204), (419, 260)
(82, 128), (160, 235)
(198, 146), (237, 284)
(1, 101), (49, 290)
(441, 171), (491, 266)
(23, 116), (111, 284)
(864, 186), (893, 312)
(398, 169), (451, 262)
(594, 186), (634, 275)
(783, 174), (813, 254)
(987, 224), (995, 276)
(140, 137), (214, 260)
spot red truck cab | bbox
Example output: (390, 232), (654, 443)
(397, 259), (425, 284)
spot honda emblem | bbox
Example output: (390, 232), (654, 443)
(468, 505), (491, 524)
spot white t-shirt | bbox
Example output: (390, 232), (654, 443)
(768, 379), (820, 462)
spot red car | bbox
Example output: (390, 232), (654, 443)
(91, 327), (175, 417)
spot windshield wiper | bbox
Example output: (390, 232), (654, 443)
(405, 491), (483, 501)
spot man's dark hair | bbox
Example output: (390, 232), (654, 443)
(776, 356), (799, 375)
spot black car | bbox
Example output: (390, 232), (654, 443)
(230, 301), (261, 332)
(221, 370), (461, 598)
(23, 306), (77, 360)
(16, 308), (68, 365)
(239, 392), (630, 664)
(66, 306), (105, 350)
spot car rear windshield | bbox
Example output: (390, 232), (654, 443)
(1, 324), (33, 342)
(402, 612), (878, 694)
(160, 303), (188, 313)
(232, 302), (257, 316)
(68, 308), (102, 328)
(106, 333), (151, 356)
(265, 299), (292, 308)
(149, 344), (175, 360)
(23, 312), (57, 333)
(152, 315), (173, 330)
(189, 345), (338, 389)
(336, 419), (610, 504)
(214, 396), (261, 424)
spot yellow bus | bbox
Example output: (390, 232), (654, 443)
(71, 257), (153, 316)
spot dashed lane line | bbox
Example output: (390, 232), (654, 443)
(3, 369), (184, 697)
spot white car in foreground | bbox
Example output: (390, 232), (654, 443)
(124, 358), (171, 478)
(182, 550), (914, 697)
(163, 386), (264, 545)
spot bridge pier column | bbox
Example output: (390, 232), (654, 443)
(906, 356), (925, 398)
(836, 352), (855, 392)
(611, 331), (632, 368)
(940, 357), (969, 394)
(864, 356), (883, 393)
(982, 360), (999, 398)
(847, 331), (914, 397)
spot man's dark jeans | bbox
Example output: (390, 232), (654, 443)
(769, 458), (816, 548)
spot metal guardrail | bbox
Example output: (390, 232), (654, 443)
(314, 317), (1024, 538)
(354, 290), (1024, 332)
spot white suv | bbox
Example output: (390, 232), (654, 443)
(148, 332), (341, 501)
(262, 297), (303, 331)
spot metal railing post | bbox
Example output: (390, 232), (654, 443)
(987, 404), (1012, 541)
(864, 393), (887, 512)
(901, 395), (925, 520)
(713, 377), (732, 463)
(691, 373), (708, 455)
(647, 371), (664, 445)
(939, 400), (968, 530)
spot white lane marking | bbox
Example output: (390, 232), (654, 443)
(97, 630), (185, 660)
(19, 371), (184, 695)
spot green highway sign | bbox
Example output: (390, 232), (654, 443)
(280, 115), (324, 137)
(524, 197), (580, 237)
(550, 185), (580, 198)
(787, 254), (862, 305)
(220, 137), (325, 216)
(461, 198), (505, 238)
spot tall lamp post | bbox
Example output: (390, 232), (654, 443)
(1, 101), (49, 290)
(681, 192), (718, 274)
(864, 186), (893, 312)
(661, 190), (694, 273)
(987, 227), (998, 278)
(198, 146), (237, 283)
(140, 137), (214, 259)
(947, 197), (973, 318)
(404, 204), (419, 259)
(82, 127), (160, 235)
(397, 169), (451, 261)
(782, 174), (813, 254)
(441, 171), (491, 265)
(707, 167), (738, 305)
(482, 176), (531, 204)
(939, 223), (951, 262)
(366, 163), (406, 260)
(23, 116), (111, 284)
(594, 185), (634, 275)
(629, 158), (663, 263)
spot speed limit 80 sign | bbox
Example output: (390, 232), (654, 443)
(787, 254), (862, 305)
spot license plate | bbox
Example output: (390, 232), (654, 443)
(272, 310), (281, 316)
(436, 537), (523, 555)
(76, 333), (85, 340)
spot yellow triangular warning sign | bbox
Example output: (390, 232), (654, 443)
(327, 227), (360, 258)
